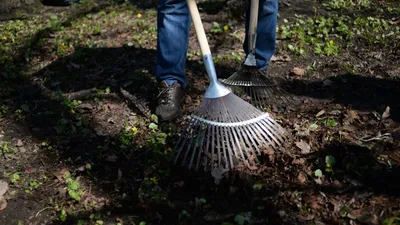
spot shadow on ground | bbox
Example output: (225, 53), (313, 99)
(1, 2), (400, 223)
(281, 74), (400, 122)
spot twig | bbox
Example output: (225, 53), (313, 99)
(358, 133), (391, 142)
(36, 206), (53, 217)
(118, 87), (151, 118)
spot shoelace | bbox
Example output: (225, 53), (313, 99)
(157, 85), (175, 104)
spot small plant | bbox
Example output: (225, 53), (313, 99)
(210, 22), (231, 34)
(0, 105), (8, 115)
(314, 169), (323, 184)
(10, 172), (20, 184)
(178, 210), (192, 222)
(63, 171), (84, 201)
(58, 209), (67, 222)
(322, 118), (338, 127)
(234, 215), (245, 225)
(325, 155), (336, 173)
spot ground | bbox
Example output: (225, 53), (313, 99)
(0, 0), (400, 225)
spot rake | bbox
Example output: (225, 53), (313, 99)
(171, 0), (288, 171)
(221, 0), (295, 110)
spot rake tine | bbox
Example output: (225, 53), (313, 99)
(189, 122), (205, 169)
(194, 124), (207, 170)
(253, 121), (278, 149)
(224, 126), (236, 169)
(181, 121), (201, 167)
(238, 126), (259, 164)
(211, 123), (218, 169)
(231, 126), (251, 164)
(241, 125), (261, 155)
(259, 120), (283, 147)
(173, 128), (190, 165)
(203, 125), (211, 171)
(218, 127), (231, 168)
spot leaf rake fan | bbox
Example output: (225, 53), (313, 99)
(221, 0), (296, 111)
(170, 0), (289, 171)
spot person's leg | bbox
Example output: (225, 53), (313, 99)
(156, 0), (190, 88)
(155, 0), (189, 121)
(243, 0), (278, 70)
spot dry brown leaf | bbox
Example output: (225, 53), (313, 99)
(295, 140), (311, 154)
(344, 110), (360, 123)
(297, 172), (307, 184)
(290, 67), (306, 77)
(389, 19), (400, 25)
(348, 208), (379, 225)
(304, 195), (321, 210)
(0, 180), (8, 197)
(382, 106), (390, 119)
(292, 158), (306, 165)
(211, 167), (229, 185)
(0, 199), (7, 212)
(316, 110), (325, 117)
(54, 168), (69, 181)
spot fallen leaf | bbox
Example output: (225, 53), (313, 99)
(0, 180), (8, 203)
(290, 67), (306, 77)
(116, 217), (123, 224)
(302, 195), (322, 212)
(77, 165), (85, 172)
(54, 168), (69, 181)
(316, 110), (325, 117)
(342, 125), (357, 132)
(292, 158), (306, 165)
(330, 110), (341, 116)
(344, 110), (360, 124)
(16, 139), (23, 147)
(389, 19), (400, 25)
(271, 55), (291, 62)
(0, 199), (7, 211)
(295, 140), (311, 154)
(297, 172), (307, 184)
(211, 167), (229, 185)
(185, 95), (192, 104)
(382, 106), (390, 119)
(348, 208), (379, 225)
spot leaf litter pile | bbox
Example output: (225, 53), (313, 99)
(0, 0), (399, 225)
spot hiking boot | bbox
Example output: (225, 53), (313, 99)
(155, 81), (185, 121)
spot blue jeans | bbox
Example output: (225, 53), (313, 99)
(156, 0), (278, 88)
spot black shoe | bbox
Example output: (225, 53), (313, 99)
(155, 81), (185, 121)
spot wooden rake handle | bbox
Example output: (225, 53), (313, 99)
(187, 0), (211, 56)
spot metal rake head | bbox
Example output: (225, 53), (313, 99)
(221, 66), (297, 110)
(171, 92), (287, 171)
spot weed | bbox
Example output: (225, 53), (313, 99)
(10, 172), (20, 184)
(119, 121), (139, 147)
(210, 22), (231, 34)
(63, 170), (84, 201)
(322, 0), (372, 11)
(58, 209), (68, 222)
(321, 118), (338, 127)
(0, 105), (8, 116)
(1, 140), (15, 158)
(325, 155), (336, 173)
(278, 12), (398, 56)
